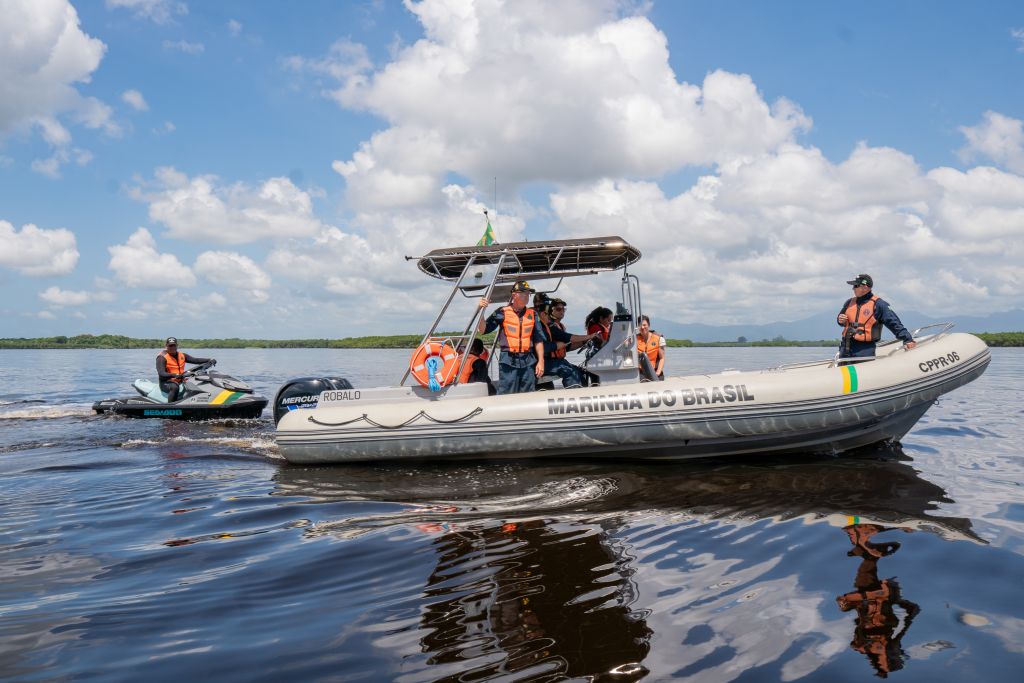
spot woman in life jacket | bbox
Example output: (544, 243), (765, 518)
(584, 307), (613, 349)
(637, 315), (666, 379)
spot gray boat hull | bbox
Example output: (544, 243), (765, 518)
(276, 333), (990, 464)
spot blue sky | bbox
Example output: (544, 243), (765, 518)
(2, 0), (1023, 338)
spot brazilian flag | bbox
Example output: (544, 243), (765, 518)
(476, 219), (497, 246)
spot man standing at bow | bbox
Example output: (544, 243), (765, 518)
(477, 281), (546, 394)
(837, 275), (917, 359)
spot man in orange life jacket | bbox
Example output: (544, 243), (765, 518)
(156, 337), (215, 402)
(458, 338), (496, 395)
(535, 295), (598, 389)
(477, 281), (546, 395)
(837, 275), (916, 359)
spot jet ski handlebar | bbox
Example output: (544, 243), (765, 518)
(184, 359), (217, 377)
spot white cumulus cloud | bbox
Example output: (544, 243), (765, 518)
(266, 183), (526, 315)
(0, 220), (79, 276)
(121, 89), (148, 111)
(106, 0), (186, 24)
(0, 0), (114, 163)
(107, 227), (196, 288)
(132, 167), (325, 244)
(959, 111), (1024, 174)
(549, 139), (1024, 322)
(194, 250), (272, 303)
(163, 39), (204, 55)
(37, 285), (116, 307)
(30, 146), (93, 179)
(291, 0), (808, 212)
(38, 286), (91, 306)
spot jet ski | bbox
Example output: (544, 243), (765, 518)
(93, 361), (268, 420)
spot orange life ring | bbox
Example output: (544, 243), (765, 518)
(409, 339), (459, 389)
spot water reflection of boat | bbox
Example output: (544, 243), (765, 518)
(274, 237), (990, 464)
(272, 448), (981, 544)
(272, 450), (979, 680)
(275, 446), (990, 680)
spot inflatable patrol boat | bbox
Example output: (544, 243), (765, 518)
(273, 237), (990, 464)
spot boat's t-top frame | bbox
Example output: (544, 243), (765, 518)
(403, 237), (644, 388)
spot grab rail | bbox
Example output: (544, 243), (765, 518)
(910, 322), (955, 340)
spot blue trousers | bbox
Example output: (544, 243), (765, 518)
(839, 342), (876, 359)
(497, 352), (537, 395)
(546, 358), (583, 389)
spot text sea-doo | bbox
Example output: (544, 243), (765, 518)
(94, 361), (268, 420)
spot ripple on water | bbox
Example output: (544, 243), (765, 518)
(1, 348), (1023, 681)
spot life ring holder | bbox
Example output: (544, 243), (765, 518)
(410, 338), (459, 391)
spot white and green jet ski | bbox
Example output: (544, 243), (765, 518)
(94, 361), (268, 420)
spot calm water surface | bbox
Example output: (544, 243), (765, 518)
(1, 347), (1023, 681)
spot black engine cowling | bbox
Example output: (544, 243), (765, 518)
(273, 377), (353, 425)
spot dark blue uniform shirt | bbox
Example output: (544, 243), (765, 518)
(837, 292), (913, 357)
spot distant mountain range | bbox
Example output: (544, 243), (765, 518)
(654, 308), (1024, 343)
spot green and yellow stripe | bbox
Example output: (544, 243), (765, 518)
(210, 390), (243, 405)
(840, 365), (859, 394)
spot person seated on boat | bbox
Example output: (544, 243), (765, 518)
(637, 315), (666, 380)
(476, 281), (546, 394)
(585, 306), (614, 349)
(837, 275), (917, 359)
(536, 296), (599, 389)
(157, 337), (215, 402)
(458, 338), (496, 395)
(548, 298), (594, 352)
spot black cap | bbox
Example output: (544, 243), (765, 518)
(165, 336), (178, 345)
(846, 274), (873, 288)
(511, 280), (534, 293)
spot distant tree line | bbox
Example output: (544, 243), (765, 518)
(2, 331), (1022, 349)
(976, 332), (1024, 347)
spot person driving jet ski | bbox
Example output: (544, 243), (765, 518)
(157, 337), (215, 402)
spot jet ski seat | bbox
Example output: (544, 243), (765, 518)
(133, 379), (170, 403)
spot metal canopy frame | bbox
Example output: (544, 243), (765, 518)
(400, 237), (643, 388)
(411, 236), (641, 284)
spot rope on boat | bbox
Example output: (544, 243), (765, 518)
(308, 406), (483, 430)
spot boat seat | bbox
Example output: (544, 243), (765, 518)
(133, 379), (170, 403)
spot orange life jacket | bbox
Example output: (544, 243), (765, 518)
(501, 306), (535, 353)
(162, 351), (186, 383)
(843, 296), (881, 343)
(637, 332), (661, 365)
(541, 320), (566, 359)
(458, 353), (481, 384)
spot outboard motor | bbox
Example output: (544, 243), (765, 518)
(273, 377), (353, 425)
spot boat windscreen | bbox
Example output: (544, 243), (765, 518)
(413, 236), (641, 281)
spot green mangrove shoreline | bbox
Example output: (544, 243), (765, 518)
(2, 332), (1023, 350)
